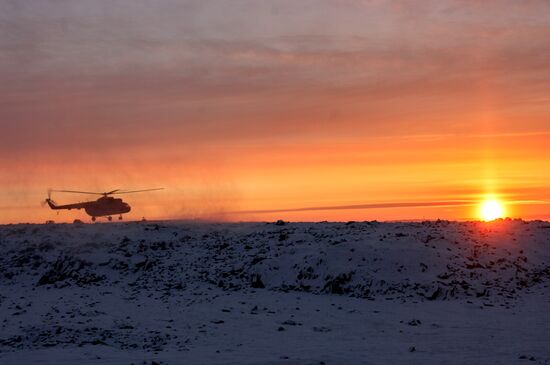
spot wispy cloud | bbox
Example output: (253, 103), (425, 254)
(231, 201), (475, 215)
(1, 0), (549, 222)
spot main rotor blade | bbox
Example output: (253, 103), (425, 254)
(112, 188), (164, 195)
(106, 189), (120, 195)
(50, 190), (104, 195)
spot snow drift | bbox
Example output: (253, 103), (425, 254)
(0, 220), (549, 364)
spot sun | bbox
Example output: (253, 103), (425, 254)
(479, 199), (505, 221)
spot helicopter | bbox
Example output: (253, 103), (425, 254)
(44, 188), (163, 221)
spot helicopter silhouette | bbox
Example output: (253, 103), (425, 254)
(44, 188), (163, 221)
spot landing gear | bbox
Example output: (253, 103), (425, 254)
(118, 215), (123, 220)
(91, 216), (96, 222)
(107, 216), (113, 222)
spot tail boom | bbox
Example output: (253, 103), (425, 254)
(46, 199), (87, 211)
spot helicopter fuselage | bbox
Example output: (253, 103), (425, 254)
(46, 196), (131, 220)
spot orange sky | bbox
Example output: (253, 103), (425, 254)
(1, 0), (549, 223)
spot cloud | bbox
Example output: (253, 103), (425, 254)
(1, 0), (549, 222)
(230, 200), (475, 215)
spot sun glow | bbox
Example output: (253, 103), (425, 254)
(479, 199), (505, 221)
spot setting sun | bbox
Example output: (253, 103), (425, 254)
(480, 200), (505, 221)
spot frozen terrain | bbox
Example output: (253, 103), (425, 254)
(0, 220), (549, 364)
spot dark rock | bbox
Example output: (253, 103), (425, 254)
(312, 326), (331, 333)
(251, 256), (267, 265)
(250, 274), (265, 289)
(37, 256), (90, 286)
(422, 235), (436, 243)
(323, 273), (353, 294)
(282, 320), (298, 326)
(425, 287), (442, 301)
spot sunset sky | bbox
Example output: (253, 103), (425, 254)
(1, 0), (549, 223)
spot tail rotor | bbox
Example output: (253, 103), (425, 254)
(42, 189), (54, 207)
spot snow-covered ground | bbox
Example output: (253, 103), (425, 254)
(0, 220), (548, 364)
